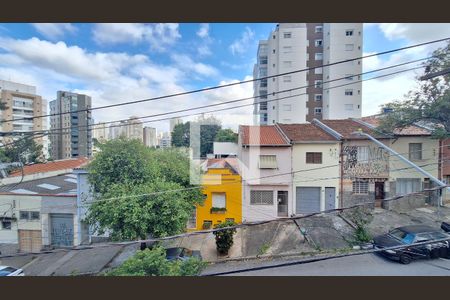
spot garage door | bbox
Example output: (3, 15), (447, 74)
(51, 214), (74, 247)
(19, 230), (42, 253)
(296, 187), (321, 214)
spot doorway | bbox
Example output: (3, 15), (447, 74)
(277, 191), (288, 217)
(375, 182), (385, 208)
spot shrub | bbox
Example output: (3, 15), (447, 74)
(212, 220), (237, 255)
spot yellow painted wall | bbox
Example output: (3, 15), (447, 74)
(191, 168), (242, 231)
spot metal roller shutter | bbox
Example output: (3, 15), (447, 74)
(296, 187), (321, 214)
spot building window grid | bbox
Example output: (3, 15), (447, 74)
(250, 190), (274, 205)
(352, 181), (369, 194)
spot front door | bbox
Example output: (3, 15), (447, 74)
(375, 182), (384, 208)
(277, 191), (288, 217)
(325, 187), (336, 211)
(50, 214), (74, 247)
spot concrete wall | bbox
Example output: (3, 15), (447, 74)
(292, 143), (340, 212)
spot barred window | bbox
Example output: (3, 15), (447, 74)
(352, 181), (369, 194)
(396, 178), (421, 195)
(250, 190), (274, 205)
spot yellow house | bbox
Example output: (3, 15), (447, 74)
(189, 158), (242, 231)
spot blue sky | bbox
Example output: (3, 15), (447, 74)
(0, 23), (449, 132)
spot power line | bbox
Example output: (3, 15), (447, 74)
(2, 37), (448, 125)
(0, 61), (429, 143)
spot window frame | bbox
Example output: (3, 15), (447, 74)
(352, 180), (369, 194)
(306, 152), (323, 164)
(211, 192), (226, 209)
(258, 155), (278, 169)
(250, 190), (274, 205)
(408, 143), (423, 161)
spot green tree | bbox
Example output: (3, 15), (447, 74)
(106, 246), (206, 276)
(3, 136), (44, 164)
(214, 128), (238, 143)
(86, 138), (204, 240)
(378, 42), (450, 138)
(171, 122), (190, 148)
(212, 220), (237, 255)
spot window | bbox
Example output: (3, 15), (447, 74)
(20, 211), (29, 220)
(345, 44), (354, 51)
(314, 107), (322, 115)
(283, 32), (292, 38)
(260, 79), (267, 88)
(315, 53), (323, 60)
(357, 146), (369, 162)
(259, 67), (267, 77)
(202, 220), (212, 229)
(283, 61), (292, 68)
(259, 56), (268, 64)
(212, 192), (226, 209)
(283, 104), (292, 111)
(283, 46), (292, 53)
(306, 152), (322, 164)
(315, 67), (323, 74)
(315, 25), (323, 33)
(259, 155), (277, 169)
(315, 39), (323, 47)
(225, 218), (235, 223)
(352, 181), (369, 194)
(345, 104), (354, 111)
(250, 190), (274, 205)
(1, 220), (11, 230)
(315, 80), (323, 88)
(345, 89), (353, 96)
(346, 30), (354, 36)
(19, 211), (40, 221)
(315, 94), (323, 101)
(409, 143), (422, 160)
(187, 208), (196, 229)
(283, 75), (292, 82)
(272, 49), (276, 54)
(260, 102), (267, 110)
(31, 211), (40, 220)
(396, 178), (421, 195)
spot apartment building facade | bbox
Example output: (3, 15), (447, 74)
(143, 126), (157, 147)
(253, 23), (363, 125)
(49, 91), (93, 160)
(0, 80), (48, 156)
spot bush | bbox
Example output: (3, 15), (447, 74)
(344, 207), (374, 244)
(212, 220), (237, 255)
(107, 246), (206, 276)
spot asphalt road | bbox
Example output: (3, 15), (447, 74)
(203, 253), (450, 276)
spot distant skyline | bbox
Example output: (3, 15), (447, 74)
(0, 23), (449, 132)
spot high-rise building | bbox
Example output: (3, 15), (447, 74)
(125, 116), (143, 142)
(170, 117), (182, 134)
(158, 131), (171, 148)
(253, 23), (363, 125)
(49, 91), (92, 159)
(92, 122), (109, 143)
(143, 126), (157, 148)
(0, 80), (48, 158)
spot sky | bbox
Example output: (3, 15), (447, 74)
(0, 23), (449, 133)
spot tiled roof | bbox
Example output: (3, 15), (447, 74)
(319, 119), (388, 139)
(360, 115), (432, 136)
(206, 158), (241, 174)
(0, 173), (78, 196)
(277, 123), (338, 142)
(9, 157), (89, 177)
(240, 125), (290, 146)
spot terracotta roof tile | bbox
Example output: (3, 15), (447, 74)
(319, 119), (388, 139)
(360, 115), (432, 136)
(10, 157), (90, 177)
(206, 158), (240, 174)
(277, 123), (338, 142)
(240, 125), (290, 146)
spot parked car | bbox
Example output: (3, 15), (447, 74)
(0, 266), (24, 276)
(165, 247), (202, 261)
(373, 224), (450, 264)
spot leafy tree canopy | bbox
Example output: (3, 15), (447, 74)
(378, 42), (450, 138)
(214, 128), (238, 143)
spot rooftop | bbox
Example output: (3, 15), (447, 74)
(9, 157), (89, 177)
(319, 119), (388, 140)
(0, 173), (78, 196)
(205, 158), (240, 174)
(240, 125), (290, 146)
(277, 123), (338, 142)
(360, 115), (432, 136)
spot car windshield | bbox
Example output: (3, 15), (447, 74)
(402, 234), (415, 244)
(389, 229), (408, 240)
(0, 267), (16, 276)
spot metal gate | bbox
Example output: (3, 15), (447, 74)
(296, 187), (321, 214)
(19, 230), (42, 252)
(325, 187), (336, 211)
(50, 214), (74, 247)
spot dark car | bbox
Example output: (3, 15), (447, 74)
(373, 224), (450, 264)
(165, 247), (202, 262)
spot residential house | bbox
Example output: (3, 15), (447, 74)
(238, 125), (292, 221)
(277, 123), (341, 214)
(190, 158), (242, 231)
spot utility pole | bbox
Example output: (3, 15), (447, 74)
(352, 130), (446, 214)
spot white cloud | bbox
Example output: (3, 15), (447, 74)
(197, 23), (210, 38)
(378, 23), (450, 43)
(32, 23), (77, 40)
(171, 54), (219, 77)
(229, 27), (255, 56)
(92, 23), (181, 51)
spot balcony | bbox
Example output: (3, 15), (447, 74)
(210, 207), (227, 214)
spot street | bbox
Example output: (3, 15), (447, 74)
(203, 253), (450, 276)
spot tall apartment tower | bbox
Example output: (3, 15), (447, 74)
(143, 126), (157, 147)
(125, 116), (143, 142)
(253, 23), (363, 125)
(0, 80), (48, 157)
(49, 91), (92, 159)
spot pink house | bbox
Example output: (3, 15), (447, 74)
(238, 125), (292, 222)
